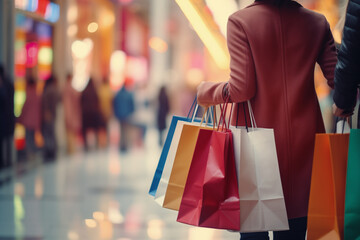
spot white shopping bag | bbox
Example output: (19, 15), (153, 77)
(336, 119), (351, 134)
(230, 101), (289, 232)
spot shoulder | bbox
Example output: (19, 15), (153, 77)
(298, 5), (327, 23)
(345, 0), (360, 31)
(347, 0), (360, 16)
(228, 1), (326, 22)
(228, 2), (259, 23)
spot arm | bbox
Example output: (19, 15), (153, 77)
(333, 0), (360, 115)
(197, 16), (256, 106)
(317, 19), (338, 89)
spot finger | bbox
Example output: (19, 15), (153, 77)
(339, 112), (354, 118)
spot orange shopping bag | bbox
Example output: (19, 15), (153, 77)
(307, 133), (349, 240)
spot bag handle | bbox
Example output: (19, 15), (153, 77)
(187, 97), (197, 119)
(199, 106), (216, 130)
(235, 100), (256, 131)
(334, 117), (350, 134)
(218, 103), (228, 131)
(247, 100), (257, 129)
(217, 97), (233, 131)
(206, 106), (217, 128)
(236, 103), (249, 132)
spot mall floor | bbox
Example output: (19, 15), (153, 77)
(0, 128), (241, 240)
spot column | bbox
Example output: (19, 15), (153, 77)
(149, 0), (170, 86)
(0, 0), (15, 166)
(0, 0), (15, 76)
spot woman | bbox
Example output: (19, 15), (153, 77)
(41, 75), (60, 161)
(18, 75), (41, 160)
(63, 73), (81, 154)
(196, 0), (337, 239)
(81, 78), (103, 151)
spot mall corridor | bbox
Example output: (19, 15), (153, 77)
(0, 128), (237, 240)
(0, 0), (351, 239)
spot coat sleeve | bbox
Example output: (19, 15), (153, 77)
(316, 19), (337, 89)
(333, 0), (360, 110)
(197, 16), (256, 106)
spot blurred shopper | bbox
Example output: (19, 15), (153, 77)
(18, 75), (41, 161)
(0, 64), (15, 169)
(97, 76), (113, 148)
(131, 82), (155, 148)
(41, 75), (60, 162)
(333, 0), (360, 126)
(113, 82), (135, 152)
(196, 0), (337, 239)
(63, 73), (81, 154)
(80, 78), (102, 151)
(157, 85), (170, 146)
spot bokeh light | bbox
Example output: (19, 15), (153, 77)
(149, 37), (168, 53)
(85, 219), (97, 228)
(87, 22), (98, 33)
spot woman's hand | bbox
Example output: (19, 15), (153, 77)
(332, 103), (354, 117)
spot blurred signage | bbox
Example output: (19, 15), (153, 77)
(175, 0), (230, 70)
(15, 0), (60, 23)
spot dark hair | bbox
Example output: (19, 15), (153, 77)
(256, 0), (287, 6)
(44, 74), (56, 90)
(26, 75), (36, 86)
(275, 0), (286, 5)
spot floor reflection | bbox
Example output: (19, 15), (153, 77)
(0, 129), (238, 239)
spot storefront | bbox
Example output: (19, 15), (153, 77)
(14, 0), (60, 152)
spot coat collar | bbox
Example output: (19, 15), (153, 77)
(248, 0), (302, 8)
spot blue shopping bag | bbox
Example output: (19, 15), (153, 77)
(148, 99), (197, 196)
(148, 116), (191, 196)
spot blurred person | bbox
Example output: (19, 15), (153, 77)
(41, 75), (60, 162)
(63, 73), (81, 154)
(0, 63), (15, 169)
(130, 82), (155, 148)
(17, 75), (41, 161)
(332, 0), (360, 126)
(157, 85), (170, 146)
(80, 77), (103, 151)
(97, 76), (114, 148)
(196, 0), (337, 239)
(113, 81), (135, 152)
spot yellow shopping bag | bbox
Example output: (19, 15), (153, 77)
(162, 124), (202, 210)
(162, 107), (215, 211)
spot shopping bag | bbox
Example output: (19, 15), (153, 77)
(149, 115), (191, 196)
(177, 125), (240, 230)
(344, 129), (360, 240)
(154, 106), (215, 206)
(149, 98), (197, 197)
(162, 124), (203, 210)
(154, 120), (198, 205)
(162, 108), (214, 210)
(307, 133), (349, 240)
(230, 101), (289, 232)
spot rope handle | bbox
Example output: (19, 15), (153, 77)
(234, 100), (256, 131)
(217, 96), (233, 132)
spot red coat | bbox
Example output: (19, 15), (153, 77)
(197, 0), (337, 219)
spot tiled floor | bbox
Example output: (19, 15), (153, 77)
(0, 129), (239, 240)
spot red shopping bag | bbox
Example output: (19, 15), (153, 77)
(176, 126), (240, 230)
